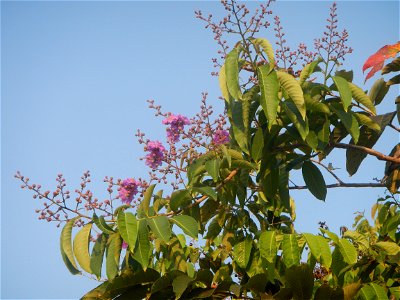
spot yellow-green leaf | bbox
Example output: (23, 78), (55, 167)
(225, 48), (242, 100)
(259, 231), (277, 263)
(349, 82), (376, 115)
(73, 223), (93, 274)
(147, 216), (171, 243)
(250, 38), (275, 68)
(117, 211), (138, 251)
(338, 238), (357, 264)
(282, 234), (300, 268)
(258, 65), (279, 127)
(277, 71), (306, 120)
(171, 215), (198, 239)
(60, 217), (80, 275)
(332, 76), (352, 111)
(106, 233), (122, 280)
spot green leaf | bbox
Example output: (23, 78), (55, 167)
(106, 233), (122, 280)
(369, 78), (389, 105)
(170, 189), (192, 212)
(219, 64), (232, 102)
(250, 38), (275, 68)
(117, 211), (138, 251)
(259, 231), (277, 263)
(282, 234), (300, 268)
(302, 161), (327, 201)
(382, 57), (400, 74)
(316, 235), (332, 269)
(233, 237), (252, 269)
(282, 101), (309, 140)
(330, 104), (360, 144)
(90, 233), (107, 279)
(73, 223), (93, 274)
(332, 76), (352, 111)
(258, 65), (280, 127)
(251, 127), (264, 162)
(60, 217), (80, 275)
(192, 186), (217, 201)
(349, 82), (376, 114)
(299, 59), (321, 86)
(231, 100), (249, 154)
(373, 241), (400, 255)
(171, 215), (198, 239)
(225, 48), (242, 100)
(135, 219), (150, 270)
(205, 159), (220, 183)
(358, 283), (389, 300)
(147, 216), (171, 243)
(338, 238), (357, 264)
(387, 74), (400, 86)
(285, 264), (314, 300)
(315, 285), (344, 300)
(303, 233), (321, 261)
(320, 228), (339, 244)
(172, 274), (193, 299)
(93, 213), (115, 234)
(346, 112), (395, 176)
(335, 69), (353, 82)
(317, 119), (330, 149)
(354, 113), (380, 132)
(139, 184), (155, 217)
(277, 71), (306, 120)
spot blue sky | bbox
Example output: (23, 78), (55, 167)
(2, 1), (399, 298)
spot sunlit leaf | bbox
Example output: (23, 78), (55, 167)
(172, 274), (193, 299)
(233, 237), (252, 269)
(117, 211), (138, 251)
(277, 71), (306, 120)
(299, 59), (321, 86)
(60, 217), (80, 275)
(147, 216), (171, 243)
(282, 234), (300, 268)
(205, 159), (220, 182)
(259, 231), (277, 263)
(358, 283), (388, 300)
(225, 48), (242, 100)
(73, 223), (93, 274)
(170, 189), (192, 212)
(171, 215), (198, 239)
(134, 219), (150, 271)
(139, 184), (155, 217)
(93, 213), (115, 234)
(106, 233), (122, 280)
(363, 42), (400, 81)
(338, 238), (357, 265)
(332, 76), (352, 111)
(258, 65), (280, 127)
(348, 82), (376, 115)
(369, 78), (389, 105)
(250, 38), (275, 68)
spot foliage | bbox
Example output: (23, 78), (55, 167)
(16, 1), (400, 299)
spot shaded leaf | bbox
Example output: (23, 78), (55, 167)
(170, 189), (192, 212)
(369, 78), (389, 105)
(90, 233), (107, 279)
(106, 233), (122, 280)
(282, 101), (309, 140)
(285, 264), (314, 300)
(205, 159), (220, 182)
(93, 213), (115, 234)
(251, 127), (264, 162)
(135, 220), (151, 271)
(302, 161), (327, 201)
(172, 275), (193, 299)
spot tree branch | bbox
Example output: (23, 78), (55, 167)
(289, 182), (385, 190)
(333, 143), (400, 164)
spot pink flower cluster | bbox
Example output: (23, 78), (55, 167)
(162, 114), (190, 143)
(212, 129), (230, 145)
(119, 178), (139, 204)
(144, 141), (165, 169)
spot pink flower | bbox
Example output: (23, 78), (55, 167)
(119, 178), (139, 204)
(162, 114), (190, 143)
(212, 130), (230, 145)
(145, 140), (165, 169)
(122, 241), (128, 249)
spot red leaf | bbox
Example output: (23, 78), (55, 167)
(363, 42), (400, 81)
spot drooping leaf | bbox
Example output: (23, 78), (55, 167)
(302, 161), (327, 201)
(251, 127), (264, 162)
(258, 65), (280, 127)
(171, 215), (198, 239)
(60, 217), (80, 275)
(73, 223), (93, 274)
(282, 101), (309, 140)
(382, 57), (400, 74)
(250, 38), (275, 68)
(170, 189), (192, 212)
(369, 78), (389, 105)
(299, 59), (321, 86)
(354, 113), (380, 132)
(106, 233), (122, 280)
(172, 275), (193, 299)
(282, 234), (300, 268)
(90, 233), (107, 279)
(231, 100), (249, 154)
(358, 283), (388, 300)
(93, 213), (115, 234)
(277, 71), (306, 119)
(338, 238), (357, 265)
(316, 235), (332, 268)
(225, 48), (242, 100)
(348, 82), (376, 114)
(373, 241), (400, 255)
(233, 237), (252, 269)
(285, 264), (314, 300)
(259, 231), (277, 263)
(219, 64), (232, 103)
(330, 104), (360, 143)
(139, 184), (156, 217)
(205, 159), (220, 182)
(147, 216), (171, 243)
(134, 219), (151, 270)
(303, 233), (321, 261)
(117, 211), (138, 251)
(332, 76), (352, 111)
(387, 74), (400, 86)
(363, 42), (400, 81)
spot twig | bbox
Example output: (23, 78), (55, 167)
(289, 182), (385, 190)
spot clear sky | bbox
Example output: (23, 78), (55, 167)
(1, 1), (399, 298)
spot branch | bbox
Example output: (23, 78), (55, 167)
(333, 143), (400, 164)
(289, 182), (385, 190)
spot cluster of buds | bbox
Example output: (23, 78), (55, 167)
(314, 2), (353, 69)
(195, 0), (274, 74)
(136, 93), (229, 190)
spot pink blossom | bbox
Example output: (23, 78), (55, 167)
(145, 140), (165, 169)
(122, 241), (128, 249)
(162, 114), (190, 143)
(119, 178), (139, 204)
(212, 130), (230, 145)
